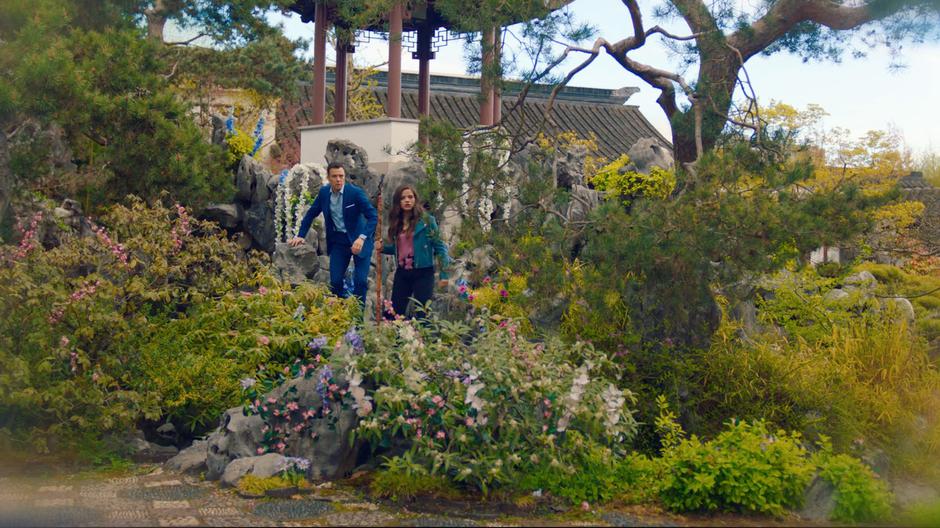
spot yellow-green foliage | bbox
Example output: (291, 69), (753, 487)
(559, 260), (636, 351)
(702, 305), (940, 482)
(814, 445), (893, 523)
(855, 262), (940, 342)
(237, 474), (302, 495)
(225, 128), (256, 168)
(536, 131), (607, 180)
(134, 282), (358, 431)
(589, 154), (676, 203)
(469, 274), (532, 335)
(370, 468), (459, 501)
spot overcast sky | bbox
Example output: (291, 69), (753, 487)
(261, 0), (940, 156)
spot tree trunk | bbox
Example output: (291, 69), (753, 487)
(145, 0), (167, 41)
(671, 48), (740, 164)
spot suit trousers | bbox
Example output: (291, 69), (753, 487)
(329, 238), (370, 306)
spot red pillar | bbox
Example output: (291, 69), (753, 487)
(334, 38), (348, 123)
(492, 28), (502, 125)
(479, 27), (495, 126)
(311, 1), (328, 125)
(416, 24), (432, 117)
(387, 2), (403, 118)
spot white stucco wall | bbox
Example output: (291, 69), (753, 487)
(299, 118), (419, 166)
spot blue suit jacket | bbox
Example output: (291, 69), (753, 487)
(297, 183), (378, 257)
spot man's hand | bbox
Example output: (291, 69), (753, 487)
(288, 237), (305, 247)
(351, 237), (364, 255)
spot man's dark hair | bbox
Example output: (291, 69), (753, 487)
(327, 162), (346, 173)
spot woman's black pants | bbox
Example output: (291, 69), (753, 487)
(390, 267), (435, 320)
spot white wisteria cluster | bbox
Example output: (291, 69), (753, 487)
(275, 164), (325, 242)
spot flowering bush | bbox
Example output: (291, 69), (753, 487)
(0, 197), (356, 453)
(344, 315), (638, 493)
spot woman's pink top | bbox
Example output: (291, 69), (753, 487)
(396, 231), (415, 269)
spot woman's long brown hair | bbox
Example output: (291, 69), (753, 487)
(387, 184), (424, 240)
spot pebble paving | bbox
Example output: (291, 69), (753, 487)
(0, 465), (685, 527)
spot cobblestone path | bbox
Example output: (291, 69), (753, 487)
(0, 465), (799, 527)
(0, 466), (672, 527)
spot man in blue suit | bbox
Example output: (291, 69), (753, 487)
(289, 162), (378, 306)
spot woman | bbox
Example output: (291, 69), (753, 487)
(382, 185), (450, 320)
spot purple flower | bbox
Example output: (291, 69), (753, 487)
(345, 329), (364, 353)
(307, 336), (328, 351)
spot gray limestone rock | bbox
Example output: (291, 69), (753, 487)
(201, 203), (243, 231)
(165, 439), (209, 474)
(220, 453), (288, 487)
(625, 137), (674, 174)
(210, 114), (227, 146)
(235, 156), (275, 205)
(566, 184), (602, 225)
(883, 297), (916, 323)
(206, 371), (361, 483)
(844, 270), (878, 287)
(325, 140), (374, 195)
(244, 201), (275, 253)
(556, 143), (589, 189)
(892, 479), (940, 510)
(273, 241), (320, 284)
(800, 475), (835, 522)
(823, 288), (850, 303)
(206, 408), (266, 481)
(127, 436), (178, 463)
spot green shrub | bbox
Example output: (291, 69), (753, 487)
(814, 446), (893, 523)
(132, 282), (357, 432)
(518, 431), (658, 505)
(657, 415), (814, 516)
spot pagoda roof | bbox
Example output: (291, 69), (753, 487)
(276, 70), (671, 166)
(288, 0), (574, 32)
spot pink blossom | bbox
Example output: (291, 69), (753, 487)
(500, 289), (509, 298)
(276, 442), (286, 452)
(257, 335), (270, 346)
(267, 397), (277, 403)
(286, 402), (299, 411)
(92, 372), (100, 382)
(465, 417), (475, 427)
(431, 395), (444, 406)
(257, 447), (265, 454)
(258, 286), (268, 295)
(467, 294), (475, 302)
(59, 336), (70, 347)
(416, 429), (423, 439)
(483, 276), (491, 284)
(293, 424), (304, 432)
(436, 431), (445, 439)
(581, 501), (590, 511)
